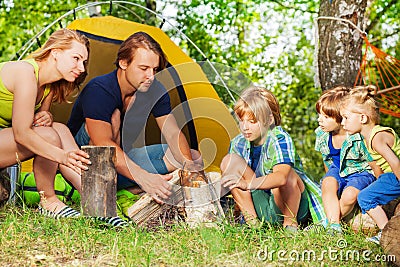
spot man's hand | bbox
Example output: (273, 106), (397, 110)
(136, 172), (173, 204)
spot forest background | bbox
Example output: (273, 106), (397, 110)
(0, 0), (399, 180)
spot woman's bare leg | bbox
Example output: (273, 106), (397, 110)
(52, 122), (82, 192)
(32, 126), (66, 213)
(0, 128), (35, 168)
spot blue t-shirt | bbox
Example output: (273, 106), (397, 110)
(67, 70), (171, 139)
(328, 133), (341, 168)
(249, 144), (262, 172)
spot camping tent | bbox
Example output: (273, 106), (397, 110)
(22, 15), (239, 173)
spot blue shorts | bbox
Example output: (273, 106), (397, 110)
(74, 123), (90, 147)
(73, 123), (169, 190)
(322, 165), (375, 196)
(358, 172), (400, 213)
(117, 144), (169, 190)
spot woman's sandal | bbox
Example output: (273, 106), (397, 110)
(38, 205), (80, 219)
(95, 216), (129, 227)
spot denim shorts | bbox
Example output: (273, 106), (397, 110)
(73, 123), (169, 190)
(358, 172), (400, 213)
(74, 123), (90, 147)
(117, 144), (169, 190)
(322, 165), (376, 196)
(251, 189), (309, 224)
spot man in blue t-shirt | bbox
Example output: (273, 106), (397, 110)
(67, 32), (200, 202)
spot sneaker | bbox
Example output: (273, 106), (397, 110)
(326, 223), (343, 236)
(366, 231), (382, 245)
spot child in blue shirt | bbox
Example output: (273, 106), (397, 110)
(315, 87), (375, 233)
(341, 85), (400, 244)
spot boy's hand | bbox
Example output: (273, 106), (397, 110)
(221, 174), (249, 191)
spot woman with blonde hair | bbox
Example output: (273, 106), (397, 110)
(0, 29), (91, 218)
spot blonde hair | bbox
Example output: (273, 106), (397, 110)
(234, 86), (281, 127)
(342, 85), (381, 124)
(31, 29), (90, 103)
(315, 86), (350, 123)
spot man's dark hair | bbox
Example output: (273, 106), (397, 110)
(115, 31), (167, 71)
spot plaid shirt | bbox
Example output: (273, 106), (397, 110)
(229, 126), (326, 223)
(314, 127), (373, 177)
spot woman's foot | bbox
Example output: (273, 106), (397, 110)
(39, 192), (69, 214)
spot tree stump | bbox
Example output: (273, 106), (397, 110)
(127, 169), (224, 227)
(183, 172), (224, 228)
(81, 146), (117, 217)
(127, 169), (182, 226)
(381, 215), (400, 266)
(382, 197), (400, 219)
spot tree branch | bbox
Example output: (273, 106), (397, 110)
(366, 0), (398, 33)
(369, 27), (400, 43)
(269, 0), (317, 14)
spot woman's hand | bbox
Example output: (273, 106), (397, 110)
(221, 174), (249, 191)
(63, 150), (91, 174)
(33, 111), (53, 127)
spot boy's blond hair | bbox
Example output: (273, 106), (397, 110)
(342, 85), (381, 124)
(315, 86), (349, 123)
(234, 86), (281, 127)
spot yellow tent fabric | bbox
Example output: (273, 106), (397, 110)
(22, 16), (238, 172)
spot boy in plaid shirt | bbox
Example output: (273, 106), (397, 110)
(221, 86), (325, 231)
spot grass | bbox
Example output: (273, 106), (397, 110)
(0, 204), (394, 267)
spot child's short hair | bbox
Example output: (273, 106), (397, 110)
(234, 86), (281, 127)
(342, 85), (380, 124)
(315, 86), (350, 123)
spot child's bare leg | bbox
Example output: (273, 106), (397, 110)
(322, 177), (340, 223)
(367, 206), (389, 230)
(340, 186), (359, 218)
(272, 169), (303, 227)
(220, 154), (258, 223)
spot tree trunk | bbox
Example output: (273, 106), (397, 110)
(317, 0), (368, 90)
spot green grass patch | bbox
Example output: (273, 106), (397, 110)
(0, 205), (391, 266)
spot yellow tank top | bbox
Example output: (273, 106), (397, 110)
(0, 58), (50, 127)
(367, 125), (400, 173)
